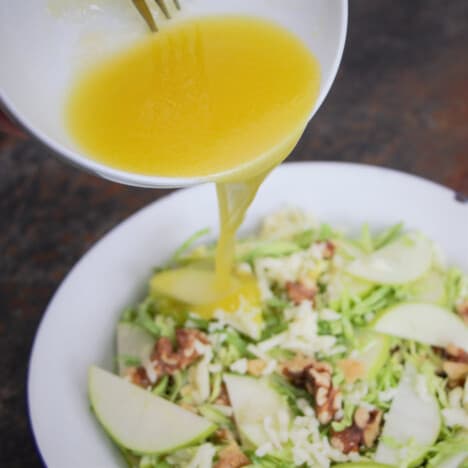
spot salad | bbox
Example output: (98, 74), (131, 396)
(89, 209), (468, 468)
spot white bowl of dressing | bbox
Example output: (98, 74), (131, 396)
(0, 0), (347, 188)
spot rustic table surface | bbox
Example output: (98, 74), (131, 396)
(1, 1), (467, 466)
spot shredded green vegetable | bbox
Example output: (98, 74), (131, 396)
(91, 211), (468, 468)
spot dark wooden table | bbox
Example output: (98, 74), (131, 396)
(1, 1), (467, 466)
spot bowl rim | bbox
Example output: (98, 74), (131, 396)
(0, 0), (348, 188)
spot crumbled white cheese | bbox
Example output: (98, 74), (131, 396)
(259, 207), (317, 240)
(297, 398), (315, 417)
(214, 297), (264, 340)
(261, 359), (278, 376)
(248, 301), (336, 358)
(378, 388), (397, 403)
(442, 386), (468, 429)
(143, 359), (158, 384)
(236, 262), (253, 275)
(194, 340), (209, 355)
(189, 347), (213, 404)
(345, 381), (369, 405)
(289, 414), (361, 467)
(208, 321), (225, 333)
(319, 308), (341, 321)
(255, 441), (274, 458)
(254, 245), (327, 300)
(230, 358), (248, 374)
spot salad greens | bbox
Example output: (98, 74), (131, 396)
(89, 209), (468, 468)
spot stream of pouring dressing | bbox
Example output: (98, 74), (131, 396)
(66, 16), (320, 305)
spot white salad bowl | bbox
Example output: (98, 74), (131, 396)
(28, 162), (468, 467)
(0, 0), (347, 188)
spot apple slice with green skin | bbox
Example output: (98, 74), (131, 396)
(427, 435), (468, 468)
(372, 302), (468, 352)
(88, 366), (216, 454)
(116, 322), (155, 376)
(375, 363), (441, 466)
(409, 270), (446, 304)
(354, 331), (392, 380)
(224, 374), (289, 448)
(150, 267), (261, 320)
(328, 272), (374, 303)
(346, 234), (432, 285)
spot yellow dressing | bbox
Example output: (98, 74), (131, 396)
(150, 267), (261, 320)
(66, 15), (321, 313)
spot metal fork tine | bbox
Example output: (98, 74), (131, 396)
(131, 0), (181, 33)
(154, 0), (171, 19)
(132, 0), (158, 32)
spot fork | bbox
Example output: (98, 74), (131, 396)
(132, 0), (181, 32)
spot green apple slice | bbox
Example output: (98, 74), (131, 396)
(375, 364), (441, 466)
(409, 270), (446, 304)
(224, 374), (289, 448)
(89, 366), (216, 454)
(328, 272), (374, 303)
(354, 331), (392, 380)
(117, 323), (155, 376)
(346, 234), (432, 285)
(150, 267), (261, 320)
(373, 302), (468, 352)
(150, 268), (228, 305)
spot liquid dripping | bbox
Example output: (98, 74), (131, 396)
(66, 15), (320, 309)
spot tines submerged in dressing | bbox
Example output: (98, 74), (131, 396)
(66, 15), (320, 306)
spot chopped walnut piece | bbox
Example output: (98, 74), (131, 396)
(360, 408), (383, 448)
(445, 344), (468, 364)
(443, 361), (468, 381)
(126, 366), (151, 389)
(214, 443), (250, 468)
(247, 359), (267, 377)
(330, 424), (362, 454)
(150, 328), (209, 377)
(456, 300), (468, 325)
(282, 355), (341, 425)
(280, 353), (316, 378)
(338, 358), (366, 384)
(285, 281), (317, 305)
(215, 384), (231, 407)
(323, 240), (336, 259)
(331, 407), (382, 454)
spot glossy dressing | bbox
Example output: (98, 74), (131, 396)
(66, 16), (320, 312)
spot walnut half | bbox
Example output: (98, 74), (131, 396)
(283, 355), (342, 425)
(150, 328), (209, 377)
(331, 407), (383, 454)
